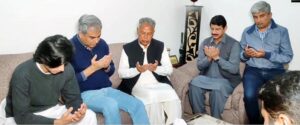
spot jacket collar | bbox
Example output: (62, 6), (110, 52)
(209, 34), (228, 45)
(247, 19), (278, 34)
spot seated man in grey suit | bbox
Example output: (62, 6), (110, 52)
(189, 15), (241, 119)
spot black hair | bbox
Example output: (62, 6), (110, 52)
(259, 71), (300, 119)
(33, 35), (74, 68)
(210, 15), (227, 28)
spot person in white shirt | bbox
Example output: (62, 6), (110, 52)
(118, 17), (182, 125)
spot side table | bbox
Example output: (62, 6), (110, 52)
(186, 114), (232, 125)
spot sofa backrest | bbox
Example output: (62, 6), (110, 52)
(108, 43), (124, 88)
(0, 43), (125, 101)
(177, 59), (246, 77)
(0, 52), (33, 101)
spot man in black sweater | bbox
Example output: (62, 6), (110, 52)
(3, 35), (96, 125)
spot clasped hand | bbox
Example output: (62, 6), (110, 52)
(90, 54), (112, 71)
(244, 45), (265, 58)
(204, 46), (220, 61)
(136, 60), (158, 73)
(55, 103), (87, 125)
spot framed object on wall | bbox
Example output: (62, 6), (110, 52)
(170, 55), (179, 65)
(292, 0), (300, 2)
(180, 5), (203, 64)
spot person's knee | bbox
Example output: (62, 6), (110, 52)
(188, 84), (194, 95)
(190, 78), (199, 86)
(102, 100), (119, 114)
(189, 82), (193, 87)
(135, 98), (145, 107)
(243, 94), (257, 105)
(243, 72), (258, 84)
(130, 98), (145, 110)
(189, 84), (200, 92)
(244, 90), (257, 100)
(210, 90), (220, 98)
(189, 83), (195, 89)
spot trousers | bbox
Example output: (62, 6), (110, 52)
(243, 66), (285, 124)
(132, 83), (182, 125)
(81, 87), (149, 125)
(189, 75), (233, 119)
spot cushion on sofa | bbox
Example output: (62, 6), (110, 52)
(170, 68), (193, 99)
(176, 59), (199, 78)
(108, 43), (124, 88)
(0, 52), (33, 101)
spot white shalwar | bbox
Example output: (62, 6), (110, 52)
(0, 99), (97, 125)
(118, 44), (182, 125)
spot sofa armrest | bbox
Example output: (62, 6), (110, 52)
(224, 83), (243, 110)
(170, 68), (193, 99)
(170, 68), (194, 113)
(176, 60), (199, 77)
(230, 83), (244, 110)
(170, 60), (200, 113)
(228, 83), (248, 123)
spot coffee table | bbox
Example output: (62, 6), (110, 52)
(186, 113), (232, 125)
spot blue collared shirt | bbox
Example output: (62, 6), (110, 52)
(240, 19), (293, 69)
(256, 24), (271, 40)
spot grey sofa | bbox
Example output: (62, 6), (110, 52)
(171, 59), (249, 124)
(0, 43), (191, 124)
(0, 43), (131, 124)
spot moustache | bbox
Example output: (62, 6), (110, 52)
(256, 23), (263, 26)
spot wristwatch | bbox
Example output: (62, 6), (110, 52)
(215, 58), (219, 62)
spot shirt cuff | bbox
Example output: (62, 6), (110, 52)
(241, 52), (250, 61)
(80, 71), (87, 81)
(214, 58), (220, 62)
(215, 57), (223, 64)
(264, 52), (271, 59)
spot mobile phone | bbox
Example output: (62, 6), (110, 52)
(246, 45), (257, 51)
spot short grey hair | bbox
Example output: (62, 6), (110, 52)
(251, 1), (271, 14)
(138, 17), (156, 29)
(78, 14), (102, 34)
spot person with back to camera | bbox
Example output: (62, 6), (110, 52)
(259, 71), (300, 125)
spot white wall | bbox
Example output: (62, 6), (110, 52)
(1, 0), (299, 70)
(190, 0), (300, 70)
(0, 0), (185, 56)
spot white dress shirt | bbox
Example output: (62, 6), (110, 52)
(118, 43), (173, 85)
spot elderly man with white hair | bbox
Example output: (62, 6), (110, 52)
(118, 17), (182, 125)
